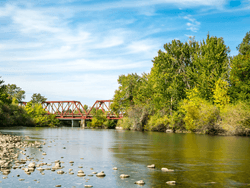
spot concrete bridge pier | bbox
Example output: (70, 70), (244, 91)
(80, 119), (85, 128)
(71, 120), (79, 127)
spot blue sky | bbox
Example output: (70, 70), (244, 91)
(0, 0), (249, 106)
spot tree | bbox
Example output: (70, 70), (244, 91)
(229, 31), (250, 102)
(0, 78), (11, 104)
(192, 34), (230, 101)
(31, 93), (47, 103)
(237, 31), (250, 55)
(149, 38), (198, 114)
(5, 84), (25, 102)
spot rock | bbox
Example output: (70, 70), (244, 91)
(147, 164), (155, 168)
(166, 181), (176, 185)
(77, 170), (86, 177)
(161, 168), (174, 172)
(84, 185), (93, 187)
(120, 174), (130, 178)
(166, 129), (173, 133)
(78, 166), (83, 168)
(19, 178), (25, 181)
(113, 167), (118, 170)
(96, 172), (106, 177)
(57, 170), (64, 174)
(69, 161), (74, 163)
(92, 172), (97, 174)
(134, 180), (145, 185)
(55, 185), (61, 187)
(42, 153), (47, 155)
(28, 162), (36, 168)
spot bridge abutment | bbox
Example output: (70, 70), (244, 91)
(80, 119), (85, 128)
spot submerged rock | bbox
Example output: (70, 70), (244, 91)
(147, 164), (155, 168)
(120, 174), (130, 178)
(161, 168), (174, 172)
(134, 180), (145, 185)
(166, 181), (176, 185)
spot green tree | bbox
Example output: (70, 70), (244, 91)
(5, 84), (25, 102)
(25, 101), (59, 127)
(0, 78), (11, 105)
(237, 31), (250, 55)
(31, 93), (47, 103)
(192, 35), (230, 101)
(149, 39), (198, 114)
(229, 31), (250, 102)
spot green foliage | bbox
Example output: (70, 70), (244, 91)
(237, 31), (250, 55)
(31, 93), (47, 103)
(117, 117), (132, 130)
(220, 102), (250, 136)
(213, 78), (230, 109)
(5, 84), (25, 102)
(180, 88), (220, 133)
(192, 35), (230, 100)
(229, 53), (250, 102)
(145, 113), (169, 132)
(25, 102), (59, 127)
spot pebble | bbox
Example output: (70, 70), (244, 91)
(135, 180), (145, 185)
(120, 174), (130, 178)
(113, 167), (118, 170)
(84, 185), (93, 187)
(96, 171), (106, 177)
(19, 179), (25, 181)
(161, 168), (174, 172)
(147, 164), (155, 168)
(166, 181), (176, 185)
(57, 170), (64, 174)
(55, 185), (61, 187)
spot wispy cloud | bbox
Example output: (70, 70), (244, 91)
(183, 15), (200, 32)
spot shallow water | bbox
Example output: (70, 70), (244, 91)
(1, 127), (250, 188)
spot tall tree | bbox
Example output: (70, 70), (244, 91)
(237, 31), (250, 55)
(31, 93), (47, 103)
(149, 39), (198, 114)
(5, 84), (25, 102)
(192, 34), (230, 101)
(0, 78), (11, 104)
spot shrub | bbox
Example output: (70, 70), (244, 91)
(145, 113), (169, 132)
(180, 88), (220, 133)
(220, 102), (250, 136)
(117, 117), (132, 130)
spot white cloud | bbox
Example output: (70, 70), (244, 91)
(183, 15), (200, 32)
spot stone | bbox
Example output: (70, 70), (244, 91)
(19, 179), (25, 181)
(84, 185), (93, 187)
(134, 180), (145, 185)
(96, 172), (106, 177)
(120, 174), (130, 178)
(113, 167), (118, 170)
(166, 181), (176, 185)
(55, 185), (61, 187)
(57, 170), (64, 174)
(161, 168), (174, 172)
(147, 164), (155, 168)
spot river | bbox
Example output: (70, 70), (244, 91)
(0, 127), (250, 187)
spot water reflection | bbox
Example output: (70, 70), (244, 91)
(0, 128), (250, 187)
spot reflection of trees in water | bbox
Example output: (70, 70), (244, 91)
(111, 131), (250, 187)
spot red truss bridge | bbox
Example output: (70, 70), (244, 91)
(41, 100), (123, 120)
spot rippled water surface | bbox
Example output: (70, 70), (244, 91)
(1, 127), (250, 188)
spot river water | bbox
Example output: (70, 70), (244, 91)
(1, 127), (250, 188)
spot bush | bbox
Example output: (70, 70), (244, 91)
(220, 102), (250, 136)
(117, 117), (132, 130)
(145, 113), (169, 132)
(180, 88), (220, 133)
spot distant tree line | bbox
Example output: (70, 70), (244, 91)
(111, 32), (250, 136)
(0, 82), (59, 127)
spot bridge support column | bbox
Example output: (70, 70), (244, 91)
(80, 119), (85, 128)
(71, 120), (79, 127)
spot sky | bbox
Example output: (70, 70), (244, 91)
(0, 0), (249, 106)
